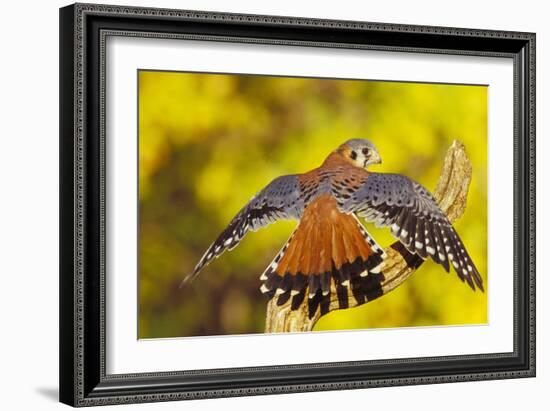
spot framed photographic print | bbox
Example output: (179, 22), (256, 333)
(59, 3), (536, 407)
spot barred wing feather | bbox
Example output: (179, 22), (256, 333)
(340, 173), (484, 291)
(184, 174), (304, 283)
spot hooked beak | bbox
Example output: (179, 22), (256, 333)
(365, 150), (382, 167)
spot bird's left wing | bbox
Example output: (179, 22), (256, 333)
(339, 172), (484, 291)
(184, 174), (304, 283)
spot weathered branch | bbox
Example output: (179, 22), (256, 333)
(265, 140), (473, 333)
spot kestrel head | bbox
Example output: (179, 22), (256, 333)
(336, 139), (382, 169)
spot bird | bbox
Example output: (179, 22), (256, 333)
(184, 139), (484, 302)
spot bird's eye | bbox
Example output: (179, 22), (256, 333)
(350, 150), (357, 160)
(362, 148), (370, 155)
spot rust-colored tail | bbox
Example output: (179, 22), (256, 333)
(260, 195), (385, 298)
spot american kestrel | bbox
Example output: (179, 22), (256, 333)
(185, 139), (484, 302)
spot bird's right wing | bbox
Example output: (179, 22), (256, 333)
(340, 172), (484, 291)
(184, 174), (304, 283)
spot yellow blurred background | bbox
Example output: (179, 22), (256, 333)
(138, 70), (487, 339)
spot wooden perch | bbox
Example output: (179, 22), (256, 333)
(265, 140), (473, 333)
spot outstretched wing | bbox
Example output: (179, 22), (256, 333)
(184, 174), (304, 283)
(340, 172), (484, 291)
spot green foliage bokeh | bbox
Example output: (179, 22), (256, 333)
(138, 70), (487, 338)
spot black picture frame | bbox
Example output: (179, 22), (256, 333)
(59, 3), (536, 407)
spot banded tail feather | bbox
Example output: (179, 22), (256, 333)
(259, 194), (385, 299)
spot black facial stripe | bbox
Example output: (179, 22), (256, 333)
(350, 150), (357, 160)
